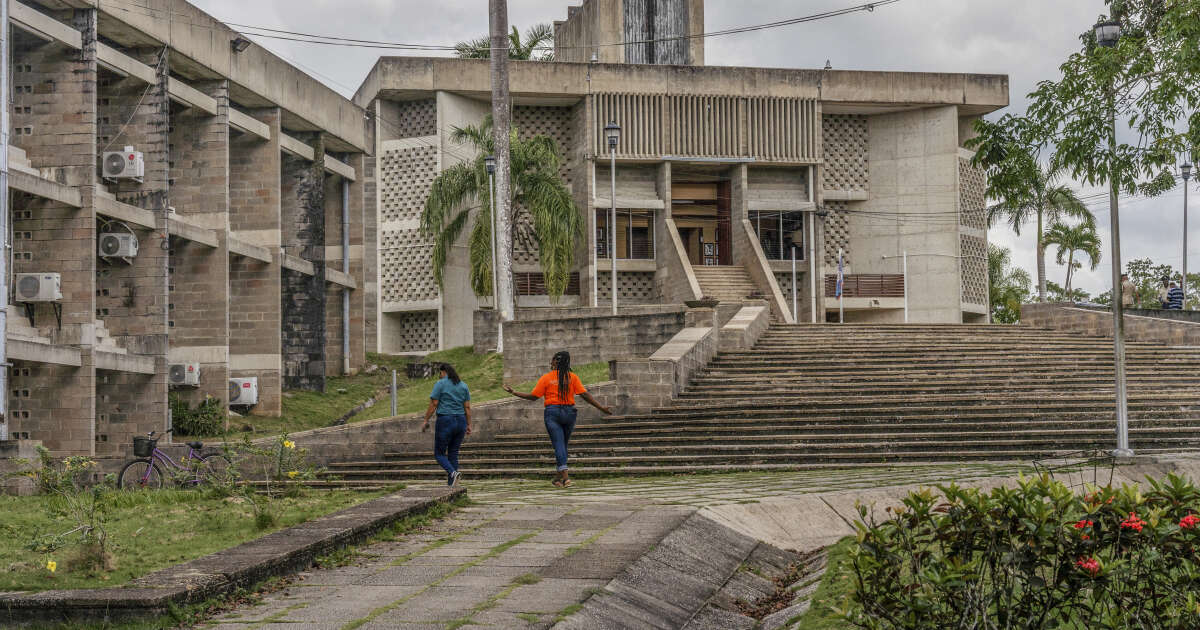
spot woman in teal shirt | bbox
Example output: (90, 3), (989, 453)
(422, 363), (472, 486)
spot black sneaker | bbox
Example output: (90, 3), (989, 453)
(449, 470), (461, 487)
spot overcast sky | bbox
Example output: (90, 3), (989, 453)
(188, 0), (1198, 297)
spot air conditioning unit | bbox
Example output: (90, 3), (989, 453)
(168, 363), (200, 387)
(99, 233), (139, 258)
(102, 146), (145, 181)
(14, 273), (61, 302)
(228, 377), (259, 406)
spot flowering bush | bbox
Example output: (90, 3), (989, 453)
(847, 473), (1200, 629)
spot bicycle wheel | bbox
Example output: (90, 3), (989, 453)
(197, 453), (233, 486)
(118, 459), (164, 491)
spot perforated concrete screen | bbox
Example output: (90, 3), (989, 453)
(775, 272), (799, 304)
(381, 144), (438, 224)
(380, 144), (439, 307)
(512, 106), (575, 267)
(959, 157), (987, 231)
(394, 99), (436, 138)
(381, 230), (438, 305)
(597, 271), (657, 303)
(388, 311), (439, 353)
(960, 233), (989, 306)
(822, 115), (869, 192)
(824, 201), (851, 268)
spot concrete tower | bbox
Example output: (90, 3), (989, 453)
(554, 0), (705, 66)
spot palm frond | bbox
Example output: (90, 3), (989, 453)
(429, 209), (472, 289)
(421, 163), (478, 239)
(518, 171), (582, 299)
(453, 36), (492, 59)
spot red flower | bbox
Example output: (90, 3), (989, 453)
(1074, 519), (1094, 529)
(1180, 514), (1200, 529)
(1075, 556), (1101, 577)
(1081, 534), (1090, 540)
(1120, 512), (1147, 533)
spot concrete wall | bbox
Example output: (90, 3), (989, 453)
(554, 0), (705, 66)
(852, 106), (962, 323)
(1022, 303), (1200, 345)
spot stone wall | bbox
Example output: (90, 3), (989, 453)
(0, 440), (42, 496)
(473, 305), (687, 382)
(281, 143), (328, 391)
(1022, 303), (1200, 345)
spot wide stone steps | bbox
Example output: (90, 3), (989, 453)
(693, 266), (759, 301)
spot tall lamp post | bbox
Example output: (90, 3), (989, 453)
(1094, 18), (1133, 457)
(485, 155), (502, 353)
(1183, 160), (1193, 304)
(605, 121), (621, 315)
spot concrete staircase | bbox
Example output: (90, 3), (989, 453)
(326, 324), (1200, 481)
(692, 265), (759, 302)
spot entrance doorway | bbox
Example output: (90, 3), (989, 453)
(672, 182), (731, 266)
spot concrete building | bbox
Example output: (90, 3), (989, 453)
(0, 0), (370, 457)
(356, 0), (1008, 354)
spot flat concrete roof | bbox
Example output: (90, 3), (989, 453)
(354, 57), (1009, 116)
(27, 0), (366, 152)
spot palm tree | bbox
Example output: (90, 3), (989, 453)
(1043, 221), (1101, 296)
(421, 115), (581, 299)
(455, 24), (555, 61)
(986, 165), (1093, 302)
(988, 244), (1032, 324)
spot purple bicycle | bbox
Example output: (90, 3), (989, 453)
(117, 429), (231, 491)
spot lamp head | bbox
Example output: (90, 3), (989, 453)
(590, 51), (599, 64)
(484, 155), (496, 175)
(1183, 161), (1194, 181)
(1093, 20), (1121, 48)
(604, 121), (621, 149)
(231, 36), (252, 53)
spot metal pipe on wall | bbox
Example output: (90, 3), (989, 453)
(341, 179), (350, 376)
(0, 1), (10, 440)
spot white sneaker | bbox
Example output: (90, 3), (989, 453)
(449, 470), (461, 487)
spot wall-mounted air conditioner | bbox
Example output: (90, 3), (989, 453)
(102, 146), (145, 181)
(229, 377), (259, 406)
(14, 273), (61, 302)
(168, 363), (200, 387)
(99, 232), (139, 258)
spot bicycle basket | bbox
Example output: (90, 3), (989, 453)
(132, 436), (157, 457)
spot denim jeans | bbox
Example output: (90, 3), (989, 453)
(543, 405), (577, 471)
(434, 414), (467, 476)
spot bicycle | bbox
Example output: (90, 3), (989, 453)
(117, 429), (232, 491)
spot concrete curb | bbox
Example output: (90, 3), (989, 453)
(0, 486), (465, 626)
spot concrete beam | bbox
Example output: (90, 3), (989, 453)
(168, 215), (218, 248)
(94, 350), (156, 374)
(281, 254), (314, 275)
(593, 197), (665, 210)
(9, 170), (82, 207)
(325, 267), (356, 289)
(748, 200), (817, 212)
(228, 109), (271, 141)
(822, 190), (869, 202)
(227, 235), (272, 263)
(7, 338), (82, 367)
(324, 154), (356, 181)
(94, 195), (155, 229)
(168, 77), (219, 116)
(279, 134), (316, 161)
(96, 43), (157, 84)
(10, 0), (81, 48)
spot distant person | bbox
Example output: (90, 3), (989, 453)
(504, 351), (612, 488)
(1168, 281), (1185, 310)
(422, 363), (471, 487)
(1121, 273), (1136, 308)
(1158, 277), (1172, 309)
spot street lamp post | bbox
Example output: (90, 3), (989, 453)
(1095, 19), (1133, 457)
(1184, 160), (1193, 304)
(485, 155), (502, 353)
(605, 121), (621, 316)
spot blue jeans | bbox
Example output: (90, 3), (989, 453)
(544, 405), (577, 471)
(434, 414), (467, 476)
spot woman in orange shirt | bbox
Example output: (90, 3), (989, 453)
(504, 351), (612, 487)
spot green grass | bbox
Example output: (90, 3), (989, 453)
(793, 536), (859, 630)
(201, 349), (610, 440)
(0, 488), (387, 592)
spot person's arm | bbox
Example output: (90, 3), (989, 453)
(421, 398), (438, 432)
(580, 392), (613, 415)
(464, 401), (473, 435)
(503, 385), (540, 401)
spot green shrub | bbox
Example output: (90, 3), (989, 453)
(847, 474), (1200, 629)
(170, 393), (226, 437)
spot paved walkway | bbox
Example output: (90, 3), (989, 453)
(202, 464), (1031, 629)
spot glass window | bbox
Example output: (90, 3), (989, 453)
(751, 211), (806, 261)
(597, 209), (655, 260)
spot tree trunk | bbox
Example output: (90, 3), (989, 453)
(490, 0), (515, 323)
(1065, 250), (1075, 295)
(1036, 209), (1046, 302)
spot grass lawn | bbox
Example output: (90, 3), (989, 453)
(197, 348), (610, 441)
(793, 536), (859, 629)
(0, 488), (392, 592)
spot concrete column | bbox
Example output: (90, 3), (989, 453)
(281, 134), (326, 391)
(168, 80), (231, 405)
(229, 108), (282, 415)
(8, 8), (99, 455)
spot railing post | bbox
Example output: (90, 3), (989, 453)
(903, 250), (909, 323)
(391, 370), (397, 417)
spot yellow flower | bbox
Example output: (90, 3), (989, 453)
(287, 471), (299, 479)
(46, 560), (56, 574)
(282, 440), (295, 450)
